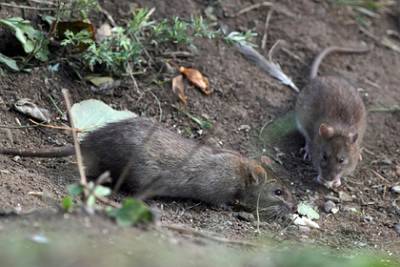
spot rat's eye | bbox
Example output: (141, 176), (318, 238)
(338, 157), (345, 164)
(322, 153), (328, 161)
(274, 189), (283, 196)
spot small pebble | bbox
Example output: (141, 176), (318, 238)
(391, 185), (400, 194)
(238, 125), (251, 132)
(324, 200), (336, 213)
(362, 215), (374, 223)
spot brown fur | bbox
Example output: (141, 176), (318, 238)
(295, 49), (367, 187)
(0, 117), (294, 217)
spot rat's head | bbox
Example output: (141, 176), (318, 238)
(238, 160), (295, 221)
(313, 123), (360, 188)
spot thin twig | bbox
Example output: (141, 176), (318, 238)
(98, 3), (116, 27)
(62, 89), (87, 190)
(261, 9), (274, 50)
(28, 119), (82, 132)
(369, 105), (400, 112)
(371, 169), (390, 184)
(255, 191), (261, 235)
(0, 124), (39, 129)
(149, 90), (163, 122)
(97, 196), (120, 208)
(28, 0), (56, 6)
(268, 39), (282, 61)
(234, 1), (273, 17)
(280, 47), (305, 65)
(0, 2), (55, 10)
(163, 224), (259, 247)
(127, 63), (141, 94)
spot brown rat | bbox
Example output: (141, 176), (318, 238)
(0, 117), (294, 218)
(295, 46), (368, 188)
(237, 44), (368, 188)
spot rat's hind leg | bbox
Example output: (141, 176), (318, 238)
(295, 117), (311, 161)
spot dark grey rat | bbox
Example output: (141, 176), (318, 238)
(0, 117), (294, 219)
(237, 44), (368, 188)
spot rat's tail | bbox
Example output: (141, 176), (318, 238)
(0, 146), (75, 157)
(310, 46), (370, 79)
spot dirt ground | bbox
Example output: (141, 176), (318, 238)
(0, 0), (399, 258)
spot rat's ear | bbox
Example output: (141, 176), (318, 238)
(247, 164), (267, 186)
(348, 132), (358, 144)
(239, 160), (267, 186)
(319, 123), (334, 139)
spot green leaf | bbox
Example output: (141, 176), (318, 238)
(108, 198), (153, 227)
(67, 183), (84, 197)
(0, 17), (49, 61)
(0, 53), (19, 71)
(70, 99), (137, 139)
(297, 202), (320, 220)
(61, 196), (74, 212)
(180, 110), (212, 129)
(94, 185), (111, 198)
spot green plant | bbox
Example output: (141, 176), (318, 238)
(191, 16), (219, 39)
(60, 29), (93, 47)
(153, 17), (191, 45)
(224, 30), (257, 46)
(128, 8), (156, 34)
(0, 17), (49, 71)
(61, 181), (153, 227)
(72, 0), (100, 19)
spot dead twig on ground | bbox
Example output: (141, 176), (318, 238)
(280, 47), (305, 65)
(261, 9), (274, 50)
(28, 119), (82, 132)
(163, 224), (259, 247)
(255, 191), (261, 235)
(231, 1), (295, 18)
(62, 89), (88, 193)
(371, 169), (390, 184)
(234, 1), (273, 17)
(28, 0), (56, 5)
(369, 105), (400, 112)
(0, 2), (55, 10)
(98, 3), (116, 27)
(268, 39), (283, 61)
(360, 26), (400, 53)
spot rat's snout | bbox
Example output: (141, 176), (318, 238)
(316, 173), (342, 188)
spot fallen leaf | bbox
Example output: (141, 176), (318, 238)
(85, 75), (121, 95)
(70, 99), (137, 139)
(14, 98), (51, 122)
(297, 202), (320, 220)
(179, 66), (213, 95)
(0, 53), (19, 71)
(172, 75), (187, 104)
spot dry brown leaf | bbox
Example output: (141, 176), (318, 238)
(172, 75), (187, 105)
(179, 67), (213, 95)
